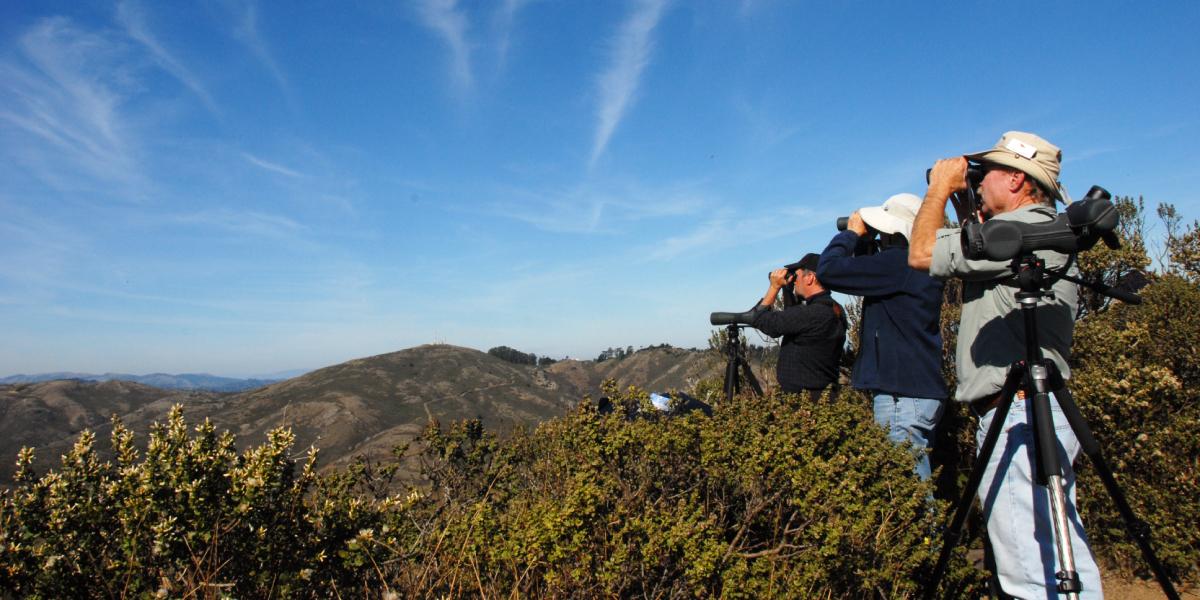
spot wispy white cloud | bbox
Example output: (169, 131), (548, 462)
(228, 0), (294, 107)
(417, 0), (473, 93)
(0, 196), (90, 301)
(116, 0), (220, 116)
(503, 193), (607, 234)
(734, 95), (806, 152)
(1143, 119), (1200, 140)
(737, 0), (770, 18)
(495, 0), (535, 69)
(169, 208), (307, 241)
(459, 262), (588, 312)
(1063, 145), (1121, 164)
(242, 151), (305, 178)
(1, 238), (377, 326)
(487, 179), (709, 234)
(640, 206), (821, 261)
(0, 18), (144, 193)
(590, 0), (671, 167)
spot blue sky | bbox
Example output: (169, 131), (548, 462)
(2, 1), (1198, 377)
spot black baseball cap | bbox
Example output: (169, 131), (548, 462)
(784, 253), (820, 273)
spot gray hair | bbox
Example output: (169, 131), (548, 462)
(1025, 178), (1053, 206)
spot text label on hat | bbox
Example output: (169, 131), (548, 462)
(1004, 137), (1037, 159)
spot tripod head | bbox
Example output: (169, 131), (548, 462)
(1007, 251), (1143, 306)
(714, 322), (750, 361)
(971, 185), (1142, 306)
(707, 316), (764, 402)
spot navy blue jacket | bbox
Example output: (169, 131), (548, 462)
(817, 231), (948, 400)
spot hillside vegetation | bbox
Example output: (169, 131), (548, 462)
(0, 380), (222, 483)
(0, 344), (726, 485)
(1, 197), (1197, 597)
(0, 372), (280, 392)
(0, 388), (987, 598)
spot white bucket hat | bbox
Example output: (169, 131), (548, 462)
(965, 131), (1065, 201)
(859, 193), (922, 241)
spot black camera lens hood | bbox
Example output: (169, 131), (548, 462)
(710, 305), (767, 326)
(961, 191), (1118, 262)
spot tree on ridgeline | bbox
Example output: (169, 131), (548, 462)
(487, 345), (537, 365)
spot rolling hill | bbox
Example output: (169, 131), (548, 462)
(0, 372), (282, 392)
(0, 344), (739, 483)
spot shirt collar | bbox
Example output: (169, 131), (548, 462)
(803, 290), (832, 304)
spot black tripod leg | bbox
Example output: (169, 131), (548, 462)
(923, 365), (1024, 600)
(1028, 363), (1081, 597)
(723, 324), (740, 403)
(723, 353), (737, 403)
(1053, 383), (1182, 600)
(739, 357), (763, 397)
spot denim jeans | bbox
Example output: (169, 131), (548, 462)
(872, 393), (943, 481)
(976, 395), (1103, 599)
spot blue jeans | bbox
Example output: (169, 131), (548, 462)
(872, 393), (943, 481)
(976, 395), (1103, 599)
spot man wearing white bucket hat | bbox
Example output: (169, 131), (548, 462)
(816, 193), (947, 481)
(909, 132), (1102, 599)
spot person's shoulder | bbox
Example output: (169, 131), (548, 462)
(993, 204), (1056, 224)
(880, 245), (911, 262)
(809, 294), (843, 313)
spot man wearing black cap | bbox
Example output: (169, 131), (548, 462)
(749, 253), (847, 400)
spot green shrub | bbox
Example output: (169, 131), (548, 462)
(363, 385), (984, 598)
(0, 406), (395, 597)
(1071, 274), (1200, 580)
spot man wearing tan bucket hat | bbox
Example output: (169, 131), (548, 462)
(815, 193), (947, 482)
(909, 132), (1102, 598)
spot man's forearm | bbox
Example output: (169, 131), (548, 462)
(911, 157), (968, 271)
(908, 188), (948, 271)
(760, 284), (782, 307)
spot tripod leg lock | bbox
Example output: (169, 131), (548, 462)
(1056, 570), (1081, 594)
(1130, 519), (1153, 541)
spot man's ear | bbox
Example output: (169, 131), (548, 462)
(1007, 169), (1026, 193)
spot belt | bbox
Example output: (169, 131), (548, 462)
(970, 389), (1025, 415)
(970, 394), (1001, 415)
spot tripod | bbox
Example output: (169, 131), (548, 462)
(924, 254), (1179, 600)
(720, 323), (763, 403)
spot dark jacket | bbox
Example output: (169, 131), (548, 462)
(751, 291), (846, 392)
(817, 231), (948, 399)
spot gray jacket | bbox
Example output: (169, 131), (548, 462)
(930, 204), (1078, 403)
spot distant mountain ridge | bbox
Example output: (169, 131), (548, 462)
(0, 372), (283, 392)
(0, 344), (738, 484)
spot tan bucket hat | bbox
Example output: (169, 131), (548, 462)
(859, 193), (922, 241)
(965, 131), (1064, 200)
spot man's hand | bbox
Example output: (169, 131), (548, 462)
(846, 212), (868, 236)
(769, 268), (792, 288)
(928, 157), (968, 197)
(932, 156), (984, 224)
(761, 268), (792, 307)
